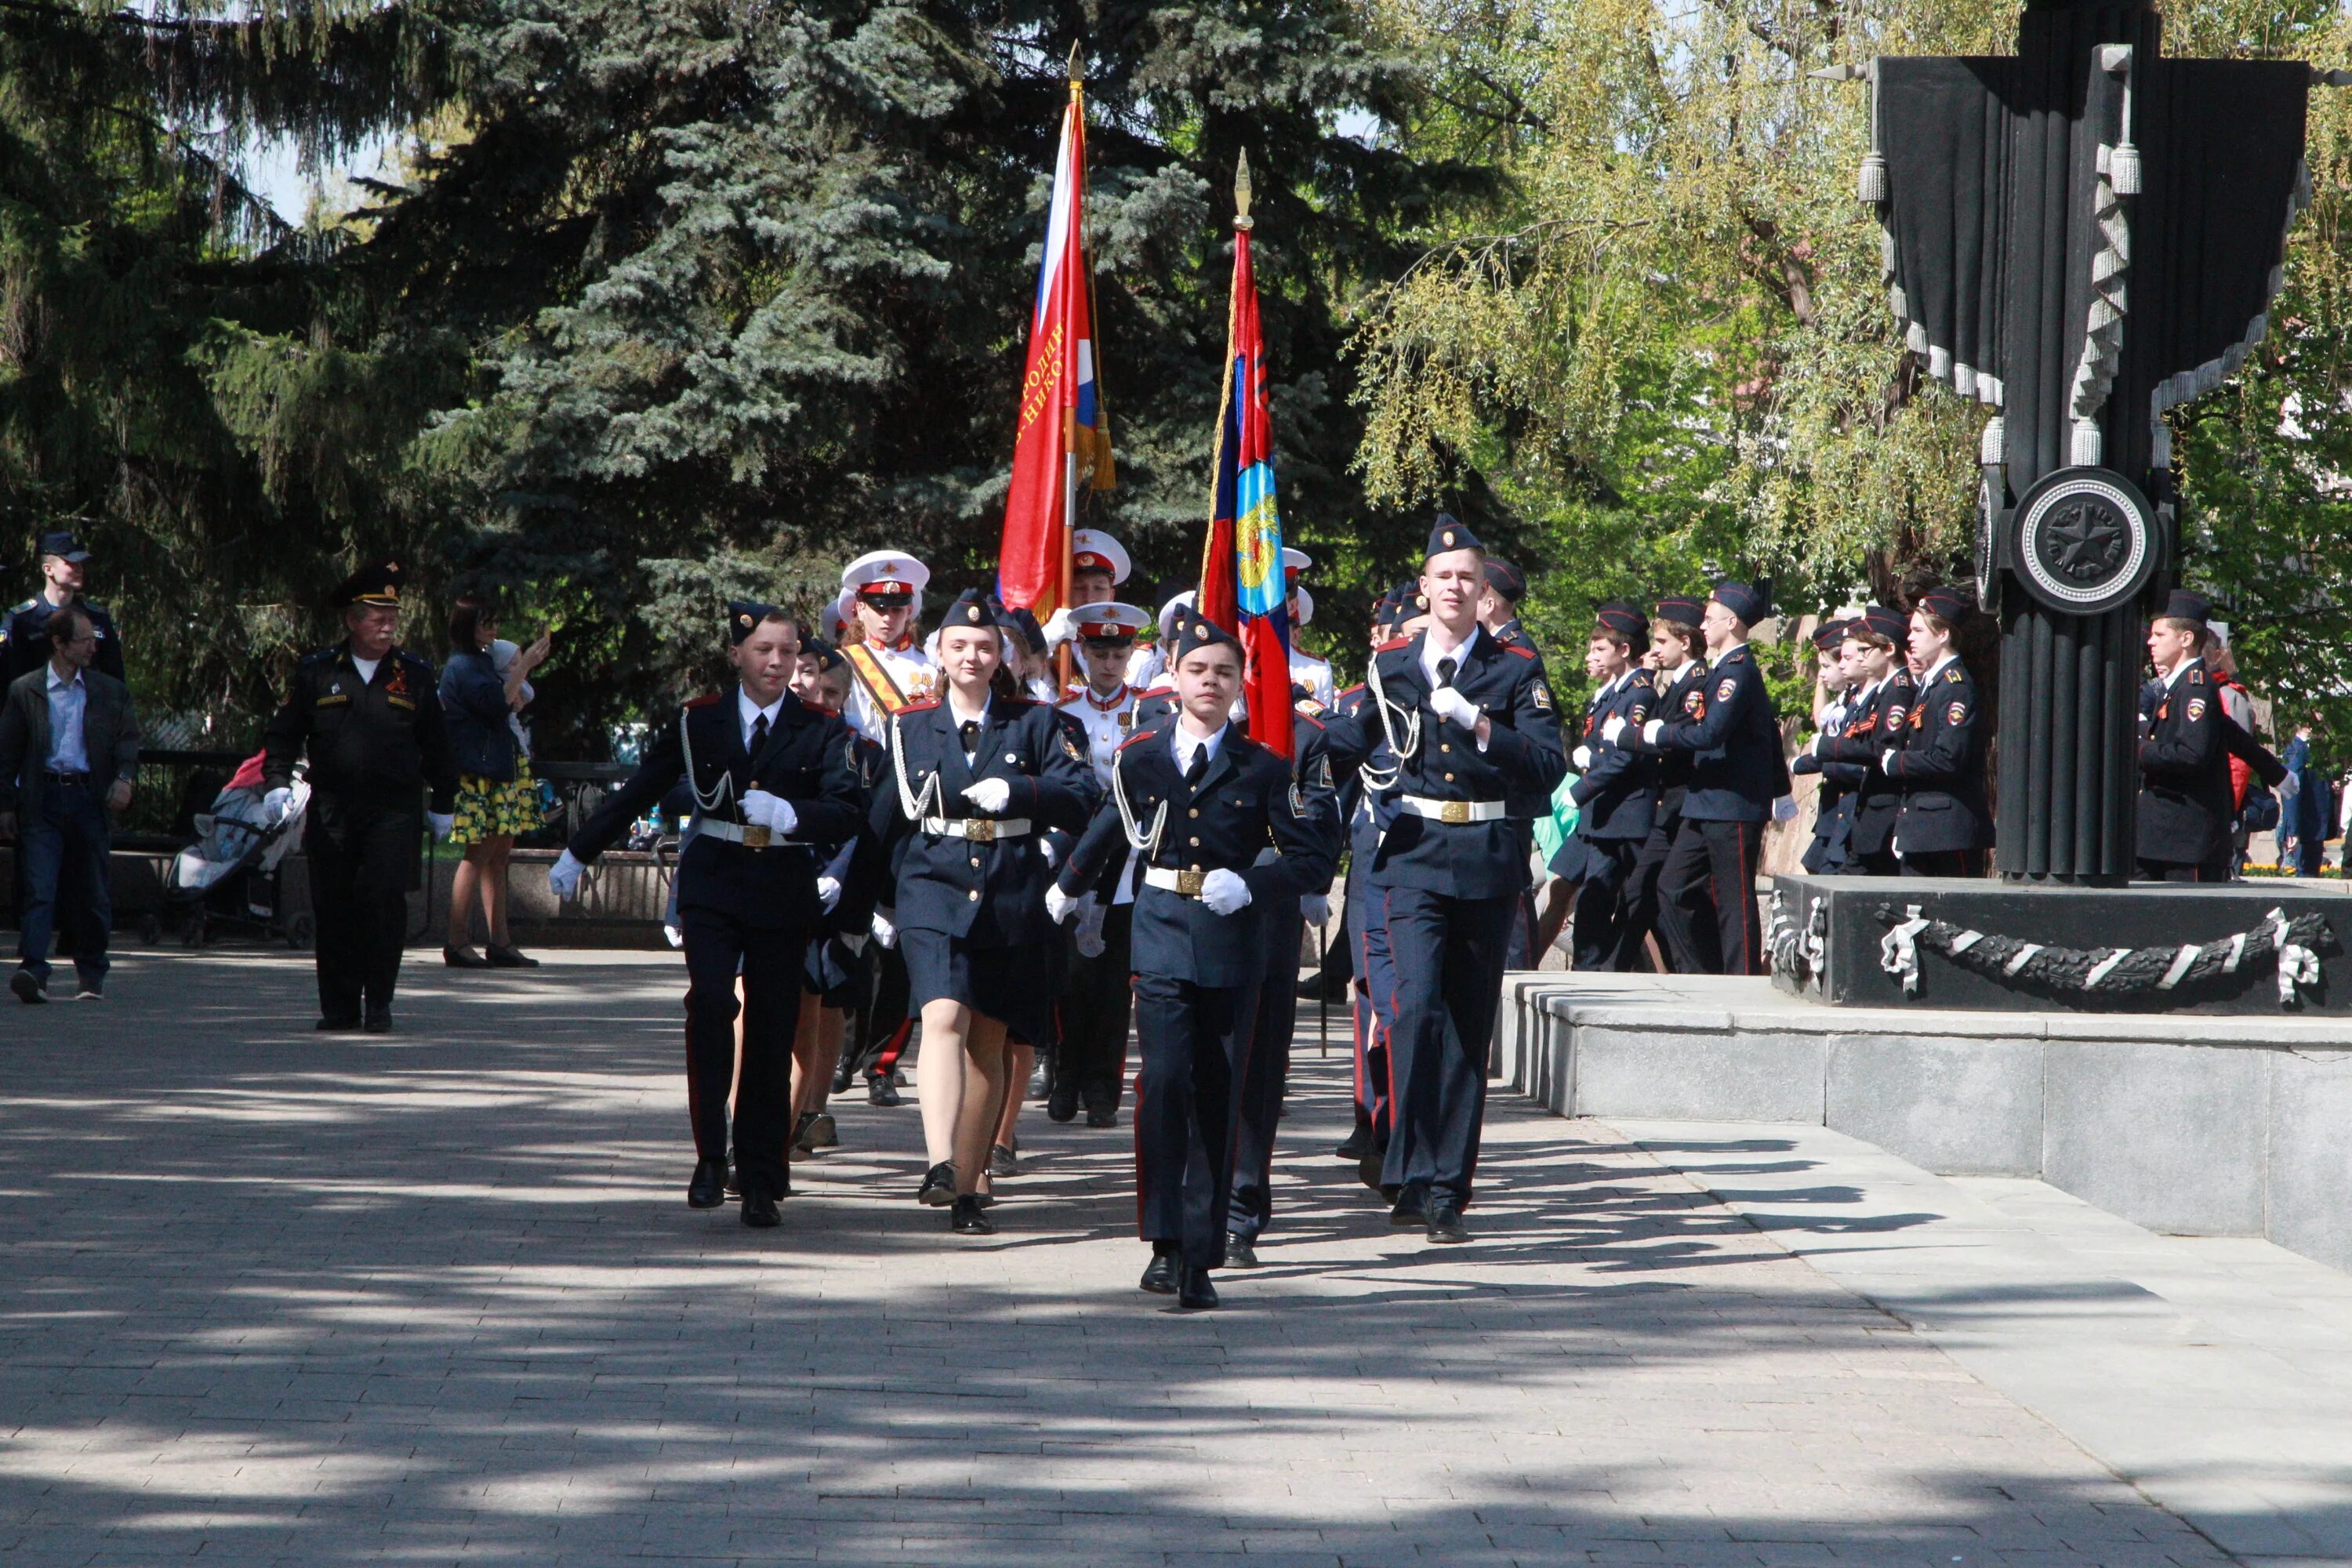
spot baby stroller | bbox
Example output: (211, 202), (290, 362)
(154, 751), (315, 949)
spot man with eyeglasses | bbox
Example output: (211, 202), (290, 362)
(0, 601), (142, 1002)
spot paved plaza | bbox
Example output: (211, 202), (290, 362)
(0, 950), (2280, 1566)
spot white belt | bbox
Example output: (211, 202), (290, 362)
(919, 815), (1033, 843)
(691, 816), (805, 848)
(1142, 866), (1212, 897)
(1398, 795), (1507, 824)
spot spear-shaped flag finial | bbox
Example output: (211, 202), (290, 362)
(1067, 40), (1083, 85)
(1234, 147), (1254, 231)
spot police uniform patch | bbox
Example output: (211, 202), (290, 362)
(2187, 698), (2206, 721)
(1531, 682), (1552, 711)
(1947, 702), (1968, 725)
(1289, 783), (1307, 818)
(1716, 677), (1736, 701)
(1629, 703), (1649, 724)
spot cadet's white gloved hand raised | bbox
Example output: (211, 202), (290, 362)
(741, 789), (797, 836)
(260, 786), (294, 826)
(1075, 898), (1108, 957)
(1300, 891), (1331, 927)
(1040, 607), (1075, 649)
(817, 876), (843, 913)
(549, 848), (586, 899)
(963, 777), (1012, 815)
(1045, 884), (1081, 925)
(1600, 716), (1626, 745)
(1200, 868), (1252, 916)
(1429, 686), (1481, 728)
(1571, 744), (1592, 770)
(870, 911), (898, 949)
(428, 811), (456, 842)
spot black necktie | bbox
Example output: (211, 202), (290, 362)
(749, 713), (769, 755)
(1436, 656), (1458, 689)
(1184, 747), (1208, 787)
(959, 720), (982, 752)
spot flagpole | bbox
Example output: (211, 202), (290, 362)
(1055, 42), (1086, 692)
(1199, 150), (1250, 597)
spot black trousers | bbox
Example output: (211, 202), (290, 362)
(680, 905), (804, 1199)
(840, 942), (912, 1082)
(1900, 849), (1984, 878)
(1132, 970), (1257, 1270)
(1229, 912), (1301, 1244)
(1568, 837), (1639, 971)
(306, 797), (418, 1022)
(1379, 886), (1513, 1208)
(1617, 815), (1677, 971)
(1657, 817), (1766, 976)
(1056, 902), (1134, 1114)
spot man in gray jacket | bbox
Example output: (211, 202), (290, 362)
(0, 602), (140, 1001)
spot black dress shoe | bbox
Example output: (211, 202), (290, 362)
(1177, 1264), (1219, 1310)
(688, 1157), (728, 1209)
(868, 1076), (903, 1108)
(1046, 1089), (1078, 1123)
(362, 1010), (393, 1034)
(1426, 1203), (1470, 1244)
(829, 1062), (857, 1095)
(1224, 1232), (1261, 1269)
(1388, 1188), (1429, 1228)
(1335, 1121), (1375, 1161)
(485, 942), (540, 969)
(1139, 1254), (1178, 1295)
(792, 1112), (819, 1152)
(1359, 1153), (1387, 1191)
(802, 1112), (837, 1150)
(741, 1191), (782, 1228)
(10, 968), (45, 1004)
(442, 945), (492, 969)
(724, 1158), (741, 1198)
(314, 1015), (361, 1032)
(949, 1195), (995, 1235)
(916, 1161), (956, 1207)
(1085, 1107), (1118, 1128)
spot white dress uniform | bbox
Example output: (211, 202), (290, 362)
(844, 641), (937, 743)
(1288, 647), (1336, 708)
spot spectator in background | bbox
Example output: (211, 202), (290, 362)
(2281, 718), (2328, 876)
(2207, 637), (2257, 876)
(440, 594), (552, 968)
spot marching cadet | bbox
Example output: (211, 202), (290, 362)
(1479, 557), (1533, 649)
(3, 532), (126, 684)
(1549, 601), (1657, 970)
(260, 562), (458, 1033)
(1884, 585), (1991, 877)
(1282, 548), (1338, 708)
(1344, 517), (1566, 1242)
(785, 637), (879, 1156)
(1225, 678), (1361, 1267)
(1791, 617), (1862, 874)
(1611, 580), (1784, 975)
(1051, 613), (1334, 1308)
(869, 589), (1098, 1235)
(2137, 588), (2235, 881)
(1819, 605), (1912, 876)
(550, 605), (860, 1227)
(1612, 596), (1705, 970)
(1050, 601), (1151, 1126)
(838, 550), (937, 742)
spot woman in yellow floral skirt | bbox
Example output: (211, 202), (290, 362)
(439, 593), (551, 967)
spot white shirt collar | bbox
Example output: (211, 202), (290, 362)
(45, 663), (80, 691)
(1418, 623), (1478, 688)
(1173, 718), (1226, 771)
(738, 686), (786, 742)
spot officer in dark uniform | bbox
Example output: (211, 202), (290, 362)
(1884, 586), (1991, 877)
(1820, 605), (1913, 876)
(1791, 618), (1861, 874)
(1552, 602), (1657, 970)
(1614, 596), (1706, 969)
(260, 562), (458, 1033)
(1054, 613), (1333, 1307)
(1225, 687), (1359, 1268)
(2137, 589), (2235, 881)
(550, 604), (863, 1226)
(1342, 517), (1566, 1242)
(1617, 580), (1784, 975)
(3, 532), (125, 684)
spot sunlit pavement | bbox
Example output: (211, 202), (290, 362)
(0, 949), (2229, 1566)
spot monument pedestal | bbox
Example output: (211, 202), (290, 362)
(1768, 873), (2350, 1015)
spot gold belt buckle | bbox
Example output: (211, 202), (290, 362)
(965, 819), (996, 844)
(1175, 869), (1205, 897)
(742, 822), (772, 849)
(1439, 800), (1472, 825)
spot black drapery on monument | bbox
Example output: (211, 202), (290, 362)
(1864, 0), (2311, 882)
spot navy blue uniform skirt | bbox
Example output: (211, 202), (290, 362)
(901, 927), (1057, 1046)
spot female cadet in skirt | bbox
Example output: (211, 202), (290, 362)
(869, 589), (1099, 1236)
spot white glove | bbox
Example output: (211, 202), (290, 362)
(963, 777), (1013, 815)
(1045, 884), (1081, 924)
(1200, 868), (1252, 916)
(1600, 716), (1625, 745)
(1075, 900), (1108, 958)
(870, 911), (898, 949)
(1571, 745), (1592, 770)
(742, 789), (797, 836)
(260, 786), (293, 826)
(1300, 891), (1331, 926)
(1882, 748), (1899, 774)
(1041, 607), (1075, 648)
(1773, 794), (1799, 823)
(1640, 719), (1664, 746)
(1811, 731), (1828, 757)
(1429, 686), (1481, 728)
(817, 876), (843, 913)
(428, 811), (455, 842)
(549, 848), (586, 899)
(1040, 837), (1060, 866)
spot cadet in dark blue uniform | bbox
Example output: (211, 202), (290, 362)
(1550, 602), (1657, 970)
(2, 532), (125, 685)
(1791, 618), (1862, 874)
(786, 636), (877, 1154)
(1818, 605), (1911, 875)
(870, 590), (1098, 1235)
(551, 604), (862, 1227)
(1345, 518), (1567, 1242)
(1225, 689), (1358, 1268)
(260, 563), (458, 1034)
(1613, 597), (1705, 970)
(1054, 614), (1334, 1307)
(1884, 586), (1991, 877)
(1337, 587), (1420, 1172)
(2137, 589), (2235, 881)
(1617, 581), (1785, 975)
